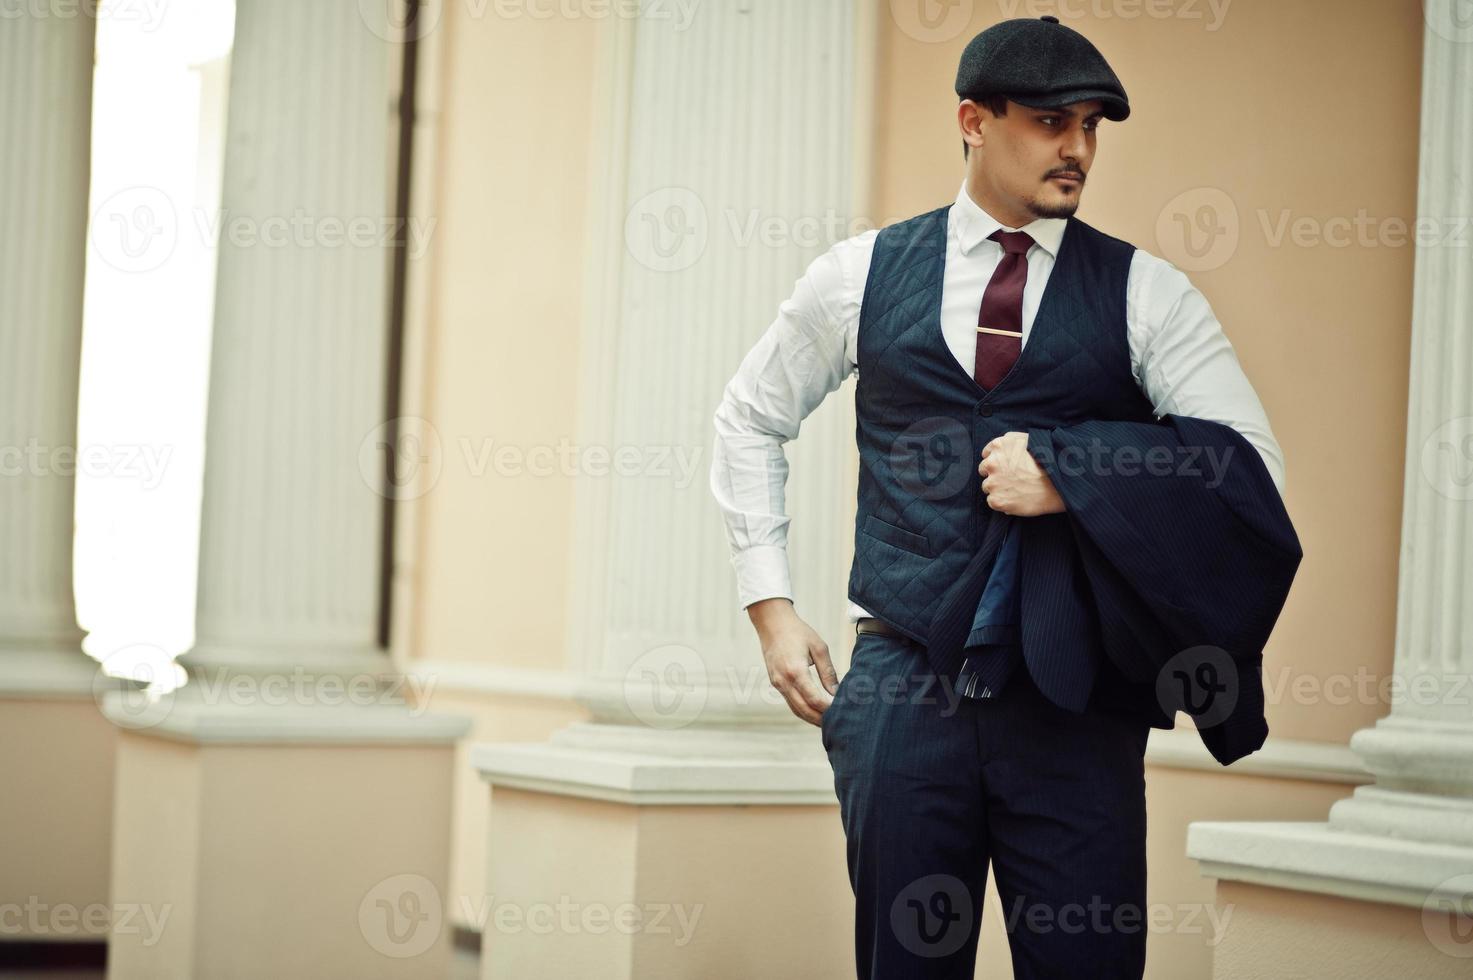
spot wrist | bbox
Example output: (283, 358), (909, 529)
(746, 596), (797, 633)
(1044, 484), (1067, 514)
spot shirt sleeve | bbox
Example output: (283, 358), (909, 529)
(1126, 251), (1288, 497)
(709, 232), (872, 610)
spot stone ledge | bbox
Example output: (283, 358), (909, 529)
(99, 690), (471, 745)
(471, 741), (837, 806)
(1186, 820), (1473, 909)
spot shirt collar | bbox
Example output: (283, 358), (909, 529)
(952, 179), (1067, 259)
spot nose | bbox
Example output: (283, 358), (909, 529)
(1061, 127), (1089, 171)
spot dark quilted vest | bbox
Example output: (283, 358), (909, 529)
(847, 204), (1163, 714)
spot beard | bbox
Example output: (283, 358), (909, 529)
(1026, 188), (1082, 220)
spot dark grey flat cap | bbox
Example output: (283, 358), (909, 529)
(955, 15), (1130, 121)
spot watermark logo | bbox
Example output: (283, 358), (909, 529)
(891, 873), (975, 958)
(889, 417), (974, 502)
(357, 0), (699, 41)
(359, 416), (445, 501)
(1423, 873), (1473, 958)
(90, 188), (437, 275)
(1155, 187), (1240, 272)
(359, 873), (442, 958)
(0, 439), (173, 489)
(1003, 895), (1234, 943)
(0, 896), (171, 945)
(93, 651), (438, 729)
(994, 0), (1233, 32)
(1257, 209), (1470, 250)
(625, 187), (708, 273)
(1420, 416), (1473, 501)
(0, 0), (169, 30)
(457, 893), (704, 940)
(1424, 0), (1473, 44)
(92, 643), (180, 730)
(623, 644), (708, 729)
(357, 418), (704, 499)
(357, 0), (446, 42)
(1155, 645), (1238, 727)
(890, 0), (974, 43)
(92, 185), (179, 275)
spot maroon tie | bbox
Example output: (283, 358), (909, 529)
(973, 229), (1035, 391)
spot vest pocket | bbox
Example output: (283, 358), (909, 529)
(861, 514), (935, 557)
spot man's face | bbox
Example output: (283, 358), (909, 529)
(968, 98), (1102, 221)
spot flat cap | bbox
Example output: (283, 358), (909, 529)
(955, 15), (1130, 121)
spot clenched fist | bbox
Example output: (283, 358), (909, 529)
(978, 430), (1066, 516)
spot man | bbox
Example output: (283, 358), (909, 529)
(709, 16), (1288, 979)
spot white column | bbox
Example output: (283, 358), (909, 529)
(0, 9), (94, 694)
(481, 0), (870, 797)
(558, 0), (864, 749)
(179, 0), (395, 682)
(101, 7), (466, 974)
(1188, 5), (1473, 910)
(100, 2), (468, 737)
(1325, 3), (1473, 844)
(473, 11), (870, 972)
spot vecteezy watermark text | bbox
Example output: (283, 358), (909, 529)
(0, 897), (171, 946)
(0, 439), (171, 489)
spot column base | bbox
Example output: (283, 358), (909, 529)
(1347, 714), (1473, 798)
(0, 644), (112, 699)
(1185, 730), (1473, 974)
(1329, 783), (1473, 849)
(1187, 819), (1473, 909)
(103, 693), (470, 979)
(470, 727), (850, 979)
(472, 725), (834, 806)
(177, 639), (395, 684)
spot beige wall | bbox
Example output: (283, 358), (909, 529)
(434, 691), (585, 934)
(480, 788), (852, 979)
(107, 735), (459, 978)
(409, 2), (602, 671)
(1211, 881), (1471, 979)
(403, 2), (610, 933)
(0, 699), (119, 940)
(1141, 767), (1362, 977)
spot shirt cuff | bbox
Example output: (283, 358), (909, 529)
(730, 544), (794, 610)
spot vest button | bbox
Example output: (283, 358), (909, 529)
(977, 404), (993, 417)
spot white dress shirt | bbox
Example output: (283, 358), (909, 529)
(710, 179), (1286, 620)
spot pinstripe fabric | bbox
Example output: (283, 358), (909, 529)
(1025, 414), (1302, 765)
(823, 629), (1150, 978)
(923, 510), (1011, 689)
(956, 515), (1023, 698)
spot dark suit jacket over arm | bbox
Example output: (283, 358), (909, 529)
(1024, 414), (1304, 766)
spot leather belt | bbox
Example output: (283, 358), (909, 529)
(855, 617), (903, 638)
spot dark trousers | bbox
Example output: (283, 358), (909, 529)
(821, 629), (1151, 979)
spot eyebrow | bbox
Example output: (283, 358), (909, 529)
(1034, 107), (1106, 120)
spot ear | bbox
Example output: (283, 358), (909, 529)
(958, 99), (987, 152)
